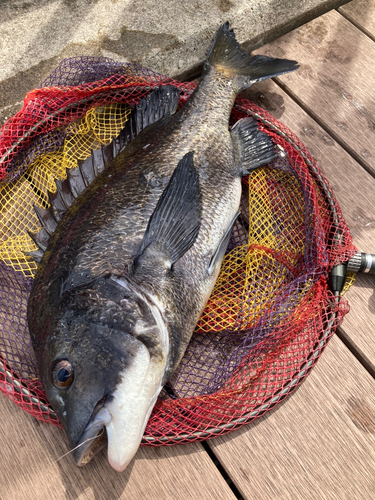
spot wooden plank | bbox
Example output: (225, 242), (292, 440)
(0, 395), (236, 500)
(241, 78), (375, 369)
(209, 334), (375, 499)
(339, 0), (375, 40)
(2, 12), (374, 500)
(338, 272), (375, 376)
(254, 9), (375, 177)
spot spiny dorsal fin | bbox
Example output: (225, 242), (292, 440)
(33, 204), (57, 236)
(83, 147), (109, 179)
(67, 165), (86, 198)
(55, 179), (76, 208)
(111, 85), (181, 154)
(72, 85), (180, 191)
(231, 117), (278, 175)
(28, 183), (71, 261)
(29, 86), (181, 264)
(134, 85), (180, 134)
(48, 185), (67, 222)
(24, 248), (44, 264)
(77, 85), (181, 177)
(28, 228), (49, 252)
(134, 151), (202, 275)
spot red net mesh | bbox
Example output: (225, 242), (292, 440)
(0, 57), (357, 445)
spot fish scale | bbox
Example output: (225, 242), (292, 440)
(27, 22), (298, 471)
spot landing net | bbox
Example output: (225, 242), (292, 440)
(0, 58), (357, 445)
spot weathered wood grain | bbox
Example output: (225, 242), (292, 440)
(0, 395), (236, 500)
(338, 271), (375, 374)
(254, 9), (375, 177)
(209, 335), (375, 500)
(339, 0), (375, 40)
(2, 9), (375, 500)
(241, 78), (375, 369)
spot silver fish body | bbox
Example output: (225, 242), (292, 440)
(27, 23), (298, 471)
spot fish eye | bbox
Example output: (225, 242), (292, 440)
(52, 359), (74, 389)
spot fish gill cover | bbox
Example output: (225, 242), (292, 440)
(0, 57), (356, 444)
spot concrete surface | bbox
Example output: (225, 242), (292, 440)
(0, 0), (350, 127)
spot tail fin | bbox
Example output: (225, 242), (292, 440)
(204, 22), (298, 88)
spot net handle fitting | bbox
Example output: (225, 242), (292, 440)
(347, 252), (375, 275)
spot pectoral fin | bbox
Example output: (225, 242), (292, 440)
(134, 151), (202, 273)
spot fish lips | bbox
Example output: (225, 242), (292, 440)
(73, 400), (112, 467)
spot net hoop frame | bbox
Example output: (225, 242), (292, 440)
(0, 90), (349, 444)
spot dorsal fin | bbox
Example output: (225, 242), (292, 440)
(67, 165), (86, 198)
(33, 204), (58, 235)
(28, 227), (49, 252)
(24, 248), (44, 264)
(27, 86), (181, 263)
(56, 179), (75, 207)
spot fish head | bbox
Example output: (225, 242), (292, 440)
(35, 278), (169, 471)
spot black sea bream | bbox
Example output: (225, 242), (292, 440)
(27, 23), (298, 471)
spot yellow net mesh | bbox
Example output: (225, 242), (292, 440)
(0, 102), (355, 324)
(0, 103), (131, 277)
(197, 166), (321, 333)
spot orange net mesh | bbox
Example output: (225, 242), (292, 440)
(0, 58), (357, 444)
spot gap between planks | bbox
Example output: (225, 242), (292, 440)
(338, 0), (375, 43)
(274, 76), (375, 181)
(336, 325), (375, 380)
(190, 9), (375, 493)
(0, 394), (238, 500)
(255, 9), (375, 180)
(2, 6), (374, 499)
(207, 335), (375, 500)
(236, 75), (375, 379)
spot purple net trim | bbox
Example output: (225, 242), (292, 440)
(6, 127), (67, 183)
(40, 57), (166, 88)
(0, 261), (36, 379)
(5, 57), (192, 184)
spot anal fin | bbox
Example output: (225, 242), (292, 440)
(208, 211), (240, 274)
(231, 117), (278, 176)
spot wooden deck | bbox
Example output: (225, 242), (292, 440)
(1, 1), (375, 498)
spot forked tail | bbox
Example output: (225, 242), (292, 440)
(203, 22), (298, 90)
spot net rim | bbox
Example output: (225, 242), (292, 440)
(0, 67), (356, 445)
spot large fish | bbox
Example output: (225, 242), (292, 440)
(27, 23), (298, 471)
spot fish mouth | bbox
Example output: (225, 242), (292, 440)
(69, 298), (169, 471)
(73, 400), (112, 467)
